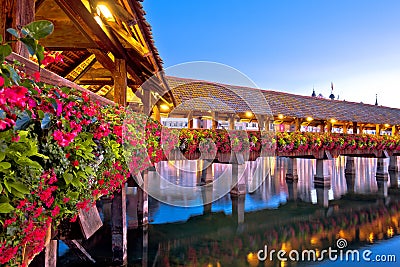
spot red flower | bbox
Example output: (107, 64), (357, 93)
(33, 72), (41, 82)
(0, 76), (4, 87)
(72, 160), (79, 167)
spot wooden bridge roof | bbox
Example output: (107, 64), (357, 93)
(1, 0), (167, 103)
(166, 76), (400, 126)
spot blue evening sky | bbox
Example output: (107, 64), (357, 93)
(143, 0), (400, 108)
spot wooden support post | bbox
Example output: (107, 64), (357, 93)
(230, 155), (246, 196)
(376, 124), (381, 136)
(29, 240), (58, 267)
(326, 122), (332, 133)
(295, 118), (301, 131)
(142, 88), (152, 115)
(201, 184), (213, 213)
(126, 186), (138, 229)
(285, 158), (299, 201)
(389, 156), (398, 172)
(231, 194), (245, 224)
(352, 122), (358, 134)
(137, 168), (149, 226)
(392, 125), (397, 135)
(113, 58), (127, 106)
(211, 111), (218, 129)
(345, 157), (356, 175)
(152, 105), (161, 122)
(187, 111), (193, 128)
(142, 225), (149, 267)
(12, 0), (35, 58)
(314, 159), (331, 207)
(319, 122), (325, 133)
(376, 158), (389, 197)
(343, 123), (348, 134)
(285, 158), (298, 180)
(111, 185), (127, 265)
(200, 159), (213, 184)
(228, 115), (235, 130)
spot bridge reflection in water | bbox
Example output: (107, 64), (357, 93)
(58, 157), (400, 267)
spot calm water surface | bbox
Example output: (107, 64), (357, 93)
(59, 157), (400, 267)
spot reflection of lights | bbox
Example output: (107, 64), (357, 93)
(278, 114), (284, 120)
(306, 116), (313, 122)
(280, 261), (288, 267)
(207, 263), (213, 267)
(281, 242), (291, 252)
(216, 262), (221, 267)
(368, 232), (375, 243)
(387, 227), (394, 238)
(316, 249), (321, 258)
(311, 237), (319, 246)
(247, 252), (259, 267)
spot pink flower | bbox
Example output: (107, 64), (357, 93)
(51, 206), (60, 217)
(11, 135), (20, 142)
(0, 76), (4, 87)
(33, 72), (41, 82)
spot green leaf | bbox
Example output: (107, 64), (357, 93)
(16, 157), (42, 169)
(71, 177), (82, 188)
(20, 37), (37, 56)
(0, 162), (11, 170)
(0, 152), (5, 162)
(6, 28), (19, 38)
(41, 113), (51, 129)
(0, 202), (14, 213)
(9, 182), (30, 194)
(38, 110), (45, 119)
(14, 111), (31, 130)
(4, 65), (20, 85)
(63, 172), (73, 185)
(0, 44), (12, 63)
(22, 20), (54, 39)
(35, 44), (45, 66)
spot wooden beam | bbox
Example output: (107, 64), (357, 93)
(114, 58), (127, 106)
(63, 240), (96, 263)
(12, 0), (35, 58)
(6, 52), (114, 106)
(88, 48), (142, 83)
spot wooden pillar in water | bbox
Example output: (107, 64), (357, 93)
(137, 168), (149, 226)
(285, 158), (299, 201)
(111, 185), (127, 265)
(200, 159), (213, 185)
(29, 240), (58, 267)
(231, 194), (245, 224)
(112, 58), (127, 265)
(230, 153), (246, 195)
(376, 158), (389, 197)
(314, 159), (331, 207)
(201, 184), (213, 213)
(345, 157), (356, 193)
(389, 156), (398, 172)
